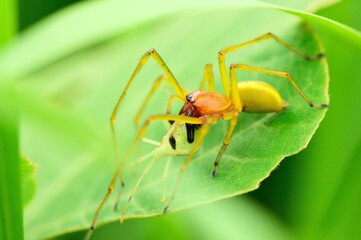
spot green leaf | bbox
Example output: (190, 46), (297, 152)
(282, 1), (361, 239)
(2, 0), (353, 239)
(59, 197), (293, 240)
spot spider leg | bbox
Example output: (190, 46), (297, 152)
(134, 75), (166, 128)
(199, 64), (215, 91)
(218, 32), (324, 96)
(161, 158), (172, 203)
(113, 180), (124, 212)
(120, 154), (157, 224)
(166, 95), (184, 114)
(163, 116), (217, 213)
(109, 49), (188, 207)
(85, 171), (120, 240)
(117, 114), (202, 217)
(111, 49), (186, 127)
(230, 64), (328, 108)
(135, 75), (187, 129)
(109, 48), (187, 182)
(87, 50), (189, 239)
(212, 113), (239, 177)
(86, 114), (203, 239)
(166, 95), (184, 127)
(206, 62), (241, 178)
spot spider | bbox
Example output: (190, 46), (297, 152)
(85, 32), (328, 240)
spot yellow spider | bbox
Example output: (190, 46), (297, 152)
(85, 33), (328, 240)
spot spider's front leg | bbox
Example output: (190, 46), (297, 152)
(86, 49), (190, 240)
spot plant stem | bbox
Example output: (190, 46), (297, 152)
(0, 0), (18, 45)
(0, 0), (23, 239)
(0, 102), (24, 240)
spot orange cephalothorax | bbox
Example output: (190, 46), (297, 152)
(181, 90), (232, 117)
(177, 90), (232, 144)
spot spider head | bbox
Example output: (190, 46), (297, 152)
(175, 90), (231, 145)
(184, 90), (232, 116)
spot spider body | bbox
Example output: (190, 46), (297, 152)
(176, 80), (289, 145)
(85, 33), (328, 240)
(178, 90), (233, 144)
(184, 90), (233, 118)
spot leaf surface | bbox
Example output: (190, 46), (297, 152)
(0, 0), (339, 239)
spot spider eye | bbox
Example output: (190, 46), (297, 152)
(186, 94), (195, 103)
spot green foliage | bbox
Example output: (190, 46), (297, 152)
(0, 0), (17, 45)
(1, 0), (360, 239)
(20, 155), (37, 206)
(283, 2), (361, 239)
(0, 96), (23, 240)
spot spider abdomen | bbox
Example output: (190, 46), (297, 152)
(238, 81), (287, 113)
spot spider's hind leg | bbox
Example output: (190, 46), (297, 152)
(230, 63), (328, 109)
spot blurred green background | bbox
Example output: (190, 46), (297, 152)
(1, 0), (361, 239)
